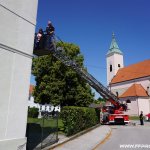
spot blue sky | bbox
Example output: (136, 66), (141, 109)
(31, 0), (150, 98)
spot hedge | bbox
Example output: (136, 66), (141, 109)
(28, 107), (39, 118)
(61, 106), (99, 136)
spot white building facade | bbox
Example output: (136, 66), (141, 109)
(0, 1), (38, 150)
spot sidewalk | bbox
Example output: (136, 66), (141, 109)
(130, 120), (150, 127)
(47, 125), (111, 150)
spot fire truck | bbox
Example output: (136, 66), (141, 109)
(33, 33), (129, 125)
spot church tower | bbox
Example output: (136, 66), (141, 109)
(106, 33), (124, 85)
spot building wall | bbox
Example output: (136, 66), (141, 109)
(127, 99), (138, 116)
(120, 97), (139, 116)
(138, 98), (150, 115)
(106, 53), (124, 85)
(110, 77), (150, 116)
(111, 77), (150, 96)
(0, 1), (38, 150)
(0, 0), (37, 55)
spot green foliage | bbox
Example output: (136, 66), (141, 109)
(94, 97), (106, 104)
(28, 107), (39, 118)
(95, 108), (100, 122)
(32, 42), (94, 106)
(97, 97), (106, 102)
(61, 106), (99, 136)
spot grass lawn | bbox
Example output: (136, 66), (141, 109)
(129, 116), (139, 120)
(27, 117), (64, 133)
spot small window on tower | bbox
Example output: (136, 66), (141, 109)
(110, 65), (112, 72)
(118, 64), (121, 68)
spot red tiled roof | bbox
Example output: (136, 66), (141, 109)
(111, 59), (150, 84)
(119, 84), (148, 98)
(29, 85), (34, 94)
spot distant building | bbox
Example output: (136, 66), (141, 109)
(28, 85), (60, 112)
(106, 33), (150, 116)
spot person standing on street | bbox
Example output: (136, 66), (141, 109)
(139, 111), (144, 125)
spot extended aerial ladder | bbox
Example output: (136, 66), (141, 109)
(33, 34), (129, 124)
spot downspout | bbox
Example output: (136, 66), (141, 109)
(137, 96), (139, 116)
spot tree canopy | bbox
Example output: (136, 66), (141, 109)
(94, 97), (106, 104)
(32, 42), (94, 107)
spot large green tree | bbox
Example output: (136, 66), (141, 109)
(32, 42), (94, 107)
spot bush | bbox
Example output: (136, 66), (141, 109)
(28, 107), (39, 118)
(61, 106), (99, 136)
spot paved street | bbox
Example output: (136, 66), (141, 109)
(49, 121), (150, 150)
(95, 121), (150, 150)
(52, 126), (111, 150)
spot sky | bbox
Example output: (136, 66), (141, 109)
(31, 0), (150, 98)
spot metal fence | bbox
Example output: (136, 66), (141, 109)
(26, 112), (58, 150)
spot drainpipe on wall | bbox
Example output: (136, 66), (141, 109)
(137, 96), (139, 116)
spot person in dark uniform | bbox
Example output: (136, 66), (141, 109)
(46, 20), (55, 49)
(46, 20), (55, 36)
(139, 111), (144, 125)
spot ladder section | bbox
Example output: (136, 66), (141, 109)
(51, 46), (119, 103)
(33, 35), (119, 105)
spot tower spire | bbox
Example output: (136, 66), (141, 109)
(106, 33), (124, 85)
(107, 33), (123, 56)
(112, 32), (115, 39)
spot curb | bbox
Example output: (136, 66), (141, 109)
(92, 127), (112, 150)
(42, 124), (101, 150)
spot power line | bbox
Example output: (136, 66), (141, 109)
(56, 35), (150, 76)
(85, 64), (106, 70)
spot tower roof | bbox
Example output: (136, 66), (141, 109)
(107, 33), (123, 56)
